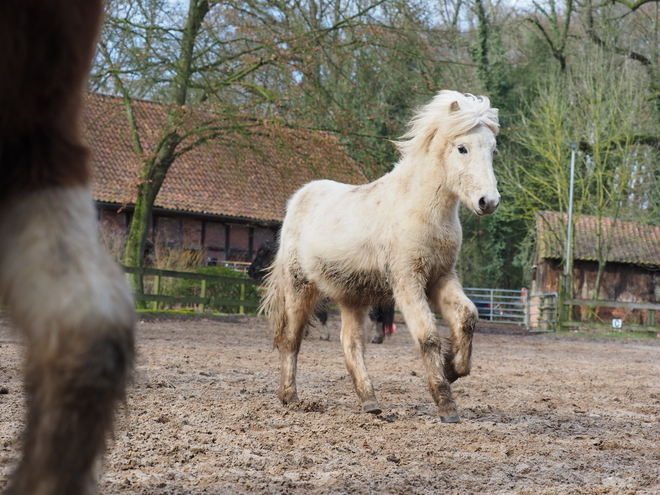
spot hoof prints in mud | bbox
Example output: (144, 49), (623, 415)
(295, 400), (327, 413)
(1, 316), (659, 494)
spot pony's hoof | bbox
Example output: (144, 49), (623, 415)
(363, 403), (382, 415)
(278, 389), (299, 406)
(371, 336), (384, 344)
(440, 415), (461, 423)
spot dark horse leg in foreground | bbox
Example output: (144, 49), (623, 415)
(0, 2), (135, 494)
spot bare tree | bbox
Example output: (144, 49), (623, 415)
(92, 0), (388, 299)
(527, 0), (575, 72)
(504, 48), (658, 299)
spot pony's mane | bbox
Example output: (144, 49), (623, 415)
(396, 91), (499, 158)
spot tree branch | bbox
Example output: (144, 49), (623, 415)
(98, 41), (145, 157)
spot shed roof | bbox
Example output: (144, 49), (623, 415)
(83, 93), (368, 223)
(536, 211), (660, 267)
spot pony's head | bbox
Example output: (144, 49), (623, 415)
(396, 90), (500, 216)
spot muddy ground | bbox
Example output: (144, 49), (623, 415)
(1, 313), (659, 494)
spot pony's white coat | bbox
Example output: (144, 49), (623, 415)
(264, 90), (500, 421)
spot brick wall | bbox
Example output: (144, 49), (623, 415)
(154, 216), (181, 246)
(228, 224), (250, 262)
(100, 209), (127, 234)
(182, 218), (203, 250)
(253, 226), (276, 250)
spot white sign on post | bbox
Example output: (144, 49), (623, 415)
(612, 318), (623, 330)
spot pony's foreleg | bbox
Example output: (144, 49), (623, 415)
(339, 305), (381, 414)
(0, 188), (135, 495)
(394, 283), (459, 422)
(430, 273), (478, 383)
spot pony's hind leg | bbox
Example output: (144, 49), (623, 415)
(394, 282), (459, 422)
(273, 289), (317, 405)
(0, 188), (135, 495)
(339, 305), (381, 414)
(430, 273), (478, 383)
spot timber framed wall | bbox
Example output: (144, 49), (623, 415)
(97, 203), (278, 263)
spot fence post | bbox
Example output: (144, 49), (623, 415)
(200, 278), (207, 313)
(239, 283), (245, 315)
(152, 274), (161, 311)
(557, 275), (565, 330)
(522, 288), (529, 329)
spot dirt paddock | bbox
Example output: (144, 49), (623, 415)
(1, 313), (659, 494)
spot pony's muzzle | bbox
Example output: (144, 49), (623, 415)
(477, 194), (500, 216)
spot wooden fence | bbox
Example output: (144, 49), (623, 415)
(121, 266), (660, 332)
(561, 298), (660, 334)
(122, 266), (260, 314)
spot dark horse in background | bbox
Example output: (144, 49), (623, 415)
(249, 241), (395, 343)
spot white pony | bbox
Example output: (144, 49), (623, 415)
(263, 91), (500, 422)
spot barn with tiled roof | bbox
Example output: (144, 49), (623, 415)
(83, 93), (368, 263)
(531, 211), (660, 313)
(536, 211), (660, 267)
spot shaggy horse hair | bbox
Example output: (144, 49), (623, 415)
(0, 2), (135, 493)
(249, 241), (395, 342)
(263, 91), (499, 422)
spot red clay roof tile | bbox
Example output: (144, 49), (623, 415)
(83, 93), (368, 222)
(537, 210), (660, 266)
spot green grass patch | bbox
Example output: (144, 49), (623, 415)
(556, 328), (659, 342)
(150, 266), (260, 314)
(138, 308), (197, 316)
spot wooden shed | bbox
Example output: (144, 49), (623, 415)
(531, 211), (660, 321)
(83, 93), (368, 264)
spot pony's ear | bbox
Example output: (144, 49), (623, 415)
(449, 101), (460, 112)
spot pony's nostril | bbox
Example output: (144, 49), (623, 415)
(478, 196), (499, 214)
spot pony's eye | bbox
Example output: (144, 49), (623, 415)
(458, 144), (468, 155)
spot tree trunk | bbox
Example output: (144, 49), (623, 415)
(124, 133), (182, 306)
(473, 0), (491, 92)
(120, 0), (210, 307)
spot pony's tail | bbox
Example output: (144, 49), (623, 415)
(259, 257), (287, 348)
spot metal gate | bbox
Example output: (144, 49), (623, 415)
(463, 288), (558, 332)
(525, 292), (558, 332)
(463, 288), (526, 325)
